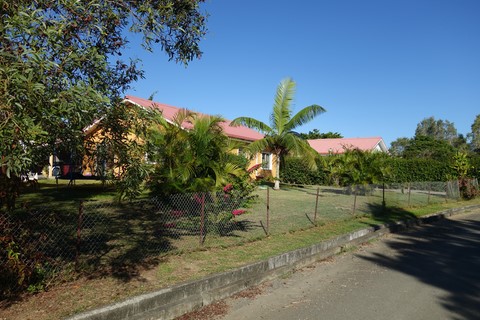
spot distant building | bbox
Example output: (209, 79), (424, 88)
(307, 137), (388, 155)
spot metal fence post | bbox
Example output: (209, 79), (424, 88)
(199, 193), (205, 245)
(445, 181), (449, 203)
(382, 183), (386, 208)
(314, 187), (320, 224)
(408, 182), (411, 207)
(352, 185), (357, 215)
(266, 187), (270, 235)
(75, 200), (84, 271)
(428, 183), (431, 205)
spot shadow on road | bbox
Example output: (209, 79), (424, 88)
(359, 214), (480, 320)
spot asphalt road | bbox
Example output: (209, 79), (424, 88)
(218, 209), (480, 320)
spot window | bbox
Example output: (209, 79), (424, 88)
(261, 152), (272, 170)
(238, 147), (247, 158)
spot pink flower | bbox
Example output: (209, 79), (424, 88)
(223, 183), (233, 193)
(193, 194), (204, 204)
(170, 210), (184, 217)
(232, 209), (246, 216)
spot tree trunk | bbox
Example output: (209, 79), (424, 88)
(274, 153), (280, 190)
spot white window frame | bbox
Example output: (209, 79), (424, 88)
(261, 152), (272, 170)
(237, 147), (247, 158)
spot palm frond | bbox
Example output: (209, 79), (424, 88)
(286, 104), (326, 132)
(230, 116), (272, 134)
(281, 134), (318, 170)
(271, 78), (295, 134)
(210, 162), (243, 187)
(172, 108), (195, 127)
(244, 137), (273, 155)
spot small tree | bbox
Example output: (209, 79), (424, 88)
(148, 110), (245, 194)
(231, 78), (325, 189)
(328, 149), (390, 214)
(88, 102), (166, 200)
(451, 151), (477, 200)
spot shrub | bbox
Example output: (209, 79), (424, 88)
(0, 214), (58, 296)
(459, 178), (478, 200)
(280, 157), (327, 185)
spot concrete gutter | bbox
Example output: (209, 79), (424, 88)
(67, 204), (480, 320)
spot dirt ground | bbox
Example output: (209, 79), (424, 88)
(0, 266), (161, 320)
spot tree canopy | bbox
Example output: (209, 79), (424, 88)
(403, 136), (456, 163)
(390, 115), (478, 158)
(469, 114), (480, 152)
(415, 116), (458, 145)
(389, 137), (411, 157)
(298, 129), (343, 140)
(0, 0), (207, 207)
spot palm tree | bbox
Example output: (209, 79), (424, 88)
(328, 149), (390, 214)
(231, 78), (326, 189)
(149, 109), (244, 194)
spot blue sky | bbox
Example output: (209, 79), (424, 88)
(125, 0), (480, 148)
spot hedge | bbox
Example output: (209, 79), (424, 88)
(281, 156), (461, 186)
(384, 158), (453, 183)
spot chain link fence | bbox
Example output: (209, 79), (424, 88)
(0, 179), (474, 296)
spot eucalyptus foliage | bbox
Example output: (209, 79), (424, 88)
(470, 114), (480, 153)
(415, 116), (458, 145)
(0, 0), (207, 207)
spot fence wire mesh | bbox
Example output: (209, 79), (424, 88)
(0, 180), (470, 295)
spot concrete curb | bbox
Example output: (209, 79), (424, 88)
(67, 204), (480, 320)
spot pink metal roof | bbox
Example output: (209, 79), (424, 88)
(124, 95), (264, 142)
(308, 137), (386, 155)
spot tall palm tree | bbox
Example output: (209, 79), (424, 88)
(231, 78), (326, 189)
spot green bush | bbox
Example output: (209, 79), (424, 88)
(459, 178), (478, 200)
(0, 215), (58, 296)
(280, 157), (327, 185)
(469, 154), (480, 180)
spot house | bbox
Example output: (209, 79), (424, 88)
(123, 95), (264, 142)
(307, 137), (388, 155)
(74, 95), (277, 180)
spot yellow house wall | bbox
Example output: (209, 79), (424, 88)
(82, 127), (141, 177)
(231, 148), (277, 181)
